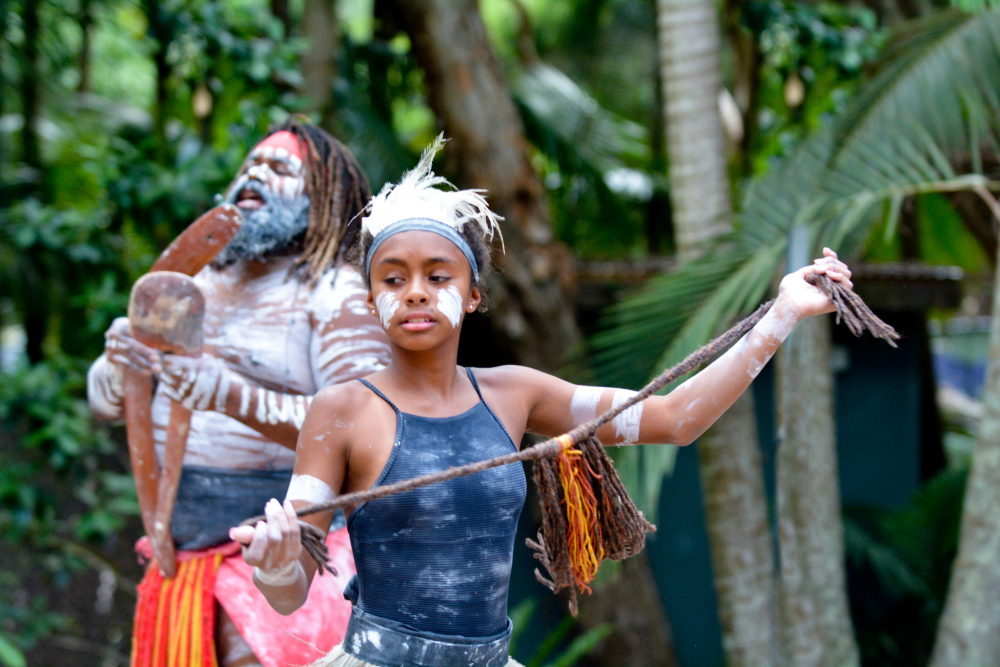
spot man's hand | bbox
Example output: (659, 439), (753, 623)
(230, 499), (304, 588)
(158, 353), (229, 411)
(105, 317), (161, 375)
(778, 248), (853, 319)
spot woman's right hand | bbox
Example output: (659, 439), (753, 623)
(230, 499), (303, 580)
(104, 317), (161, 375)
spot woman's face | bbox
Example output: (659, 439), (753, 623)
(366, 230), (480, 350)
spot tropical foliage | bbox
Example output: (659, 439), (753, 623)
(591, 8), (1000, 516)
(2, 0), (998, 664)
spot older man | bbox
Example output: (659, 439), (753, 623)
(87, 122), (390, 667)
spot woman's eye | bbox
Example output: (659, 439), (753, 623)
(429, 275), (450, 283)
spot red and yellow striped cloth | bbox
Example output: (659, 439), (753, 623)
(131, 543), (234, 667)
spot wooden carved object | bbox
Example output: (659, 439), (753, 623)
(122, 204), (241, 577)
(149, 204), (242, 275)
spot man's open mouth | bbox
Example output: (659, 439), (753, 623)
(236, 188), (266, 210)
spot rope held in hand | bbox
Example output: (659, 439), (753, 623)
(240, 273), (898, 612)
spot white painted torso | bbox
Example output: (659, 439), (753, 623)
(151, 257), (389, 469)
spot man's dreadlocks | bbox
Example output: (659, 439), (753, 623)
(229, 120), (371, 283)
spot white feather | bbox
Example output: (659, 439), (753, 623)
(361, 135), (504, 250)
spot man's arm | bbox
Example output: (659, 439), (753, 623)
(156, 267), (390, 448)
(308, 266), (391, 388)
(88, 354), (125, 421)
(88, 317), (163, 421)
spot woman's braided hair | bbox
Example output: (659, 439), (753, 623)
(230, 120), (372, 283)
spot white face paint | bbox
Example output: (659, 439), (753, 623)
(375, 291), (400, 330)
(437, 285), (464, 328)
(243, 145), (305, 203)
(611, 389), (643, 444)
(570, 386), (605, 425)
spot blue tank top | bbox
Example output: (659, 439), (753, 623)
(348, 368), (527, 638)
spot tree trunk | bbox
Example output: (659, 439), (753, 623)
(723, 0), (760, 177)
(929, 250), (1000, 666)
(648, 41), (671, 255)
(20, 0), (41, 179)
(142, 0), (171, 159)
(698, 391), (779, 666)
(658, 1), (779, 665)
(272, 0), (292, 38)
(577, 553), (678, 667)
(19, 0), (48, 365)
(387, 0), (581, 372)
(78, 0), (93, 93)
(775, 315), (859, 667)
(301, 0), (338, 130)
(0, 0), (9, 165)
(657, 0), (732, 259)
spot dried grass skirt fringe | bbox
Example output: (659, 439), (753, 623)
(309, 644), (525, 667)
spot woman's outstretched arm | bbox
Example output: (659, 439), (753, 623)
(519, 249), (851, 446)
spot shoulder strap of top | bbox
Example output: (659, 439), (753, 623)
(465, 367), (485, 401)
(465, 367), (517, 449)
(358, 379), (400, 413)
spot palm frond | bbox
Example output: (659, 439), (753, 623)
(513, 63), (650, 175)
(590, 10), (1000, 514)
(843, 516), (931, 599)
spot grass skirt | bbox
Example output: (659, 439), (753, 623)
(309, 644), (525, 667)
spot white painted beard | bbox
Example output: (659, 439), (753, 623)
(214, 181), (311, 264)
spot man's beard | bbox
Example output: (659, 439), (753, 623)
(213, 180), (310, 265)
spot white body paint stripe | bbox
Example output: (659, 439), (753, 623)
(238, 384), (251, 417)
(570, 386), (604, 426)
(286, 474), (336, 504)
(611, 389), (643, 444)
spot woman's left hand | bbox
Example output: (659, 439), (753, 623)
(778, 247), (853, 319)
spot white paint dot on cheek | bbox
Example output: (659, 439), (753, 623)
(375, 291), (400, 330)
(437, 285), (464, 328)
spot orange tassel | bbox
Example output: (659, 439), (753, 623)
(555, 439), (603, 594)
(131, 552), (223, 667)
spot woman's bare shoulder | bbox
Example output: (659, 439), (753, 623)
(307, 379), (386, 434)
(468, 365), (560, 395)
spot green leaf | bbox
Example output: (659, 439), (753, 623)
(542, 623), (614, 667)
(0, 634), (26, 667)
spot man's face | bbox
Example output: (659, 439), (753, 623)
(234, 142), (305, 208)
(215, 133), (310, 263)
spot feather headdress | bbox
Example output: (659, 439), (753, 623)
(360, 135), (504, 249)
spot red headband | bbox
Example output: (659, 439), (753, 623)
(253, 131), (303, 160)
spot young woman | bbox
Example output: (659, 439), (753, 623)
(229, 141), (852, 667)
